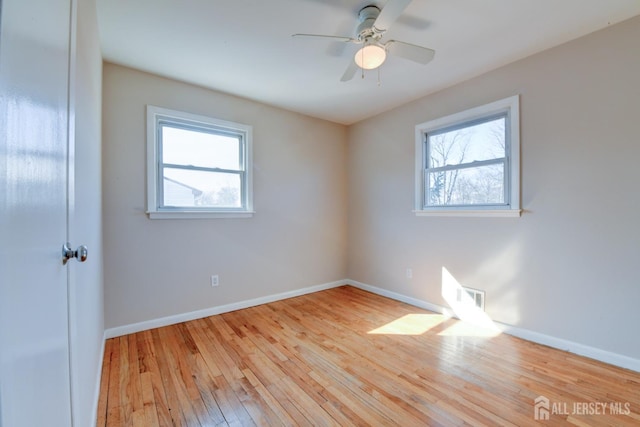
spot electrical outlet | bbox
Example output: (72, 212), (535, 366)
(211, 275), (219, 287)
(406, 268), (413, 279)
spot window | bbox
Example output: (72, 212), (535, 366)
(146, 106), (253, 219)
(414, 95), (520, 217)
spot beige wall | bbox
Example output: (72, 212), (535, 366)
(103, 64), (348, 328)
(347, 16), (640, 359)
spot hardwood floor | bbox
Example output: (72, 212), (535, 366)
(97, 286), (640, 426)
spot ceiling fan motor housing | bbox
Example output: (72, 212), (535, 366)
(357, 5), (382, 40)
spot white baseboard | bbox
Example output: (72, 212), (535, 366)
(104, 280), (346, 339)
(347, 279), (640, 373)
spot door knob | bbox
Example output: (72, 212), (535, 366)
(62, 243), (88, 264)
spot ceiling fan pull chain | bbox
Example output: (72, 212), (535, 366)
(377, 66), (381, 86)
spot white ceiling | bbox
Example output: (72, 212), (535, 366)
(97, 0), (640, 125)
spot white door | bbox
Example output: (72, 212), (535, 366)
(0, 0), (74, 426)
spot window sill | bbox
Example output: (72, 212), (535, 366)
(147, 211), (255, 220)
(413, 209), (521, 218)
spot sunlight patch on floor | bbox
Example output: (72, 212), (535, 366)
(368, 313), (447, 335)
(437, 320), (501, 337)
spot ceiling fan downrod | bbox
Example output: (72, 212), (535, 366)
(356, 5), (383, 41)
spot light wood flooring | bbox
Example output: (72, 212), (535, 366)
(97, 285), (640, 426)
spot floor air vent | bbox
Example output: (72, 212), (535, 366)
(456, 287), (485, 311)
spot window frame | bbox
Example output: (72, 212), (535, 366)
(146, 105), (254, 219)
(414, 95), (521, 217)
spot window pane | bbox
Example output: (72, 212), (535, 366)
(163, 168), (241, 208)
(427, 117), (505, 168)
(427, 163), (505, 206)
(161, 125), (240, 170)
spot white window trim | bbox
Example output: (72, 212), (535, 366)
(414, 95), (521, 217)
(146, 105), (254, 219)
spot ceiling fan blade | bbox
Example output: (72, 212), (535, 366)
(340, 60), (358, 82)
(386, 40), (435, 64)
(292, 33), (357, 43)
(373, 0), (412, 31)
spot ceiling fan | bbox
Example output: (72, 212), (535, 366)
(292, 0), (435, 82)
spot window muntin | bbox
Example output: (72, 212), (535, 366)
(414, 95), (520, 216)
(147, 106), (253, 218)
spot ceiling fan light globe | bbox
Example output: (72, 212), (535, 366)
(354, 44), (387, 70)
